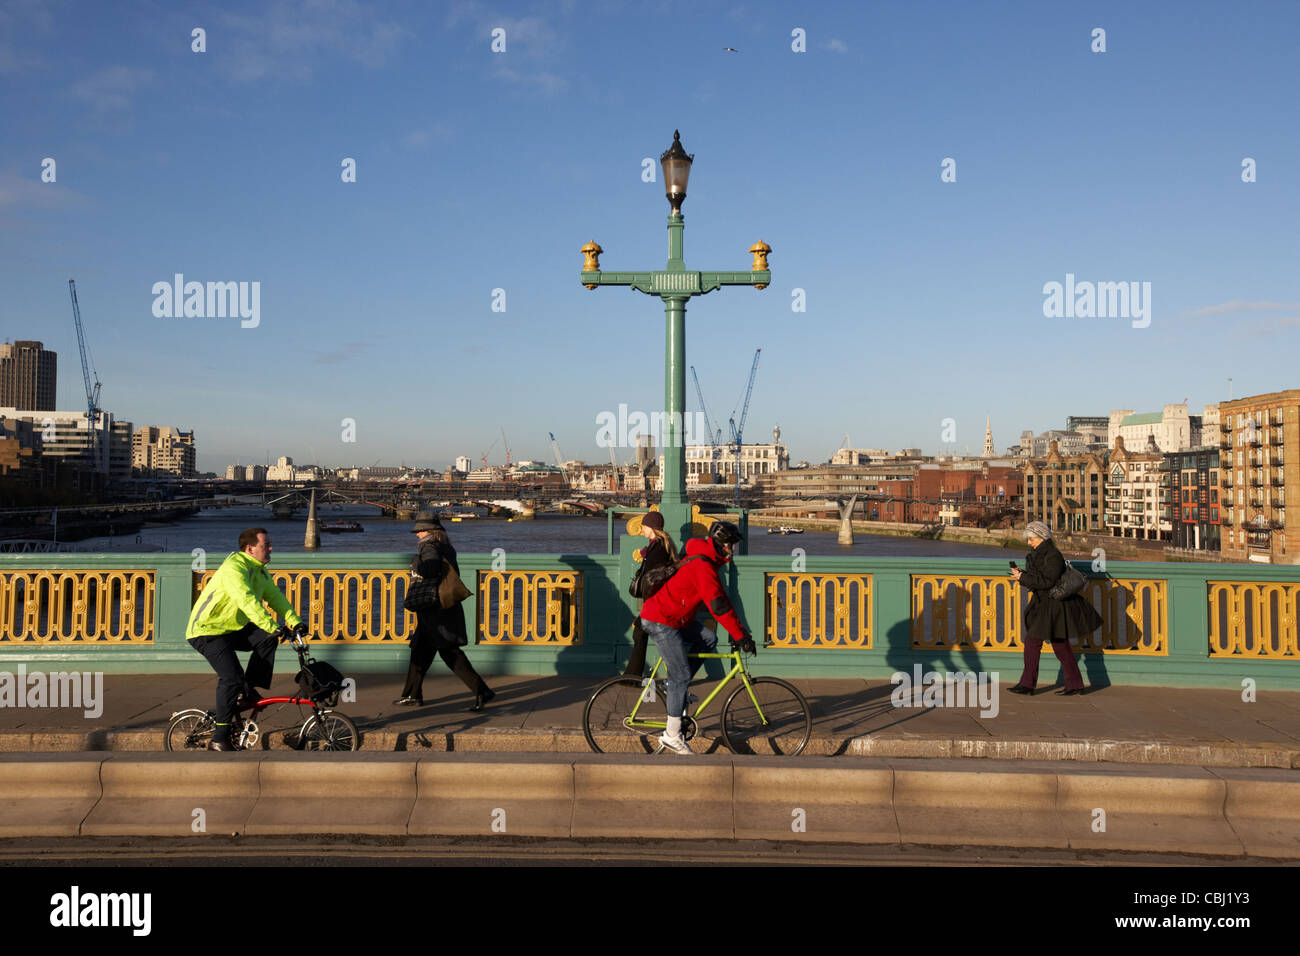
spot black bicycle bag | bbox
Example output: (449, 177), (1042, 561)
(296, 658), (345, 706)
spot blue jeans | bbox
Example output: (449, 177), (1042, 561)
(641, 617), (717, 717)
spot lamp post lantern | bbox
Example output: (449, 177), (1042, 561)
(580, 130), (771, 543)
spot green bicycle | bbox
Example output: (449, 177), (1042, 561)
(582, 648), (812, 755)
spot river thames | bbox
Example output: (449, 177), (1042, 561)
(74, 504), (1019, 559)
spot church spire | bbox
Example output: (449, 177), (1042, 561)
(983, 415), (995, 458)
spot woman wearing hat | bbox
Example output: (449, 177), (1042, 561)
(1008, 521), (1102, 696)
(395, 512), (495, 710)
(624, 510), (679, 677)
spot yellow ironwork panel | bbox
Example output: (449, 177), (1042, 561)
(764, 573), (872, 648)
(912, 575), (1014, 650)
(910, 575), (1166, 655)
(476, 570), (582, 645)
(194, 569), (411, 643)
(1089, 579), (1166, 654)
(0, 570), (155, 644)
(1208, 581), (1300, 659)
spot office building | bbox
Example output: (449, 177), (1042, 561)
(1167, 445), (1221, 551)
(133, 426), (196, 478)
(0, 407), (131, 478)
(0, 341), (57, 411)
(1104, 436), (1170, 540)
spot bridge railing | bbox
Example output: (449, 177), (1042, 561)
(1, 552), (1298, 687)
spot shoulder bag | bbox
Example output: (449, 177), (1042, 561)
(1049, 558), (1088, 600)
(437, 560), (473, 610)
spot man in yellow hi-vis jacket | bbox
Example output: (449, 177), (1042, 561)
(187, 527), (305, 750)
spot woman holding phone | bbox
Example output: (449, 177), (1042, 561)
(1007, 521), (1102, 696)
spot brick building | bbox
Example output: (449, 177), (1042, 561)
(1219, 389), (1299, 564)
(1023, 440), (1107, 533)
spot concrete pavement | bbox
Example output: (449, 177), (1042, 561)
(1, 671), (1299, 768)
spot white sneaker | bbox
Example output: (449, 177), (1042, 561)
(659, 732), (694, 755)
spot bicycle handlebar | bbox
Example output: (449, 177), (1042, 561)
(274, 626), (308, 650)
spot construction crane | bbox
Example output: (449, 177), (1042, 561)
(607, 441), (620, 489)
(66, 279), (102, 469)
(727, 348), (761, 503)
(479, 436), (499, 470)
(500, 427), (512, 468)
(690, 366), (723, 483)
(548, 432), (570, 488)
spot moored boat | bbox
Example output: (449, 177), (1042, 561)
(321, 520), (364, 533)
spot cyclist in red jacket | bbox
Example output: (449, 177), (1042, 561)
(639, 520), (756, 754)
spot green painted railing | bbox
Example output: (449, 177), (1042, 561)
(2, 549), (1299, 689)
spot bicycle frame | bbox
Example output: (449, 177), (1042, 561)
(242, 695), (320, 714)
(628, 651), (770, 729)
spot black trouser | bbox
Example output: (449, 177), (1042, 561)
(623, 617), (649, 677)
(188, 623), (277, 742)
(401, 639), (489, 701)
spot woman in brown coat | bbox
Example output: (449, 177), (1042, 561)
(1008, 521), (1103, 696)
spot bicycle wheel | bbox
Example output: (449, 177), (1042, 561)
(165, 709), (215, 752)
(582, 677), (667, 754)
(721, 677), (812, 756)
(298, 710), (360, 751)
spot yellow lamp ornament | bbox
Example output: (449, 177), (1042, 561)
(581, 240), (603, 289)
(749, 240), (771, 289)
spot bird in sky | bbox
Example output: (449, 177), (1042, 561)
(723, 47), (738, 52)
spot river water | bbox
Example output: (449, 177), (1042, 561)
(75, 504), (1018, 559)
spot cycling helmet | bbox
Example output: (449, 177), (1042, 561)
(708, 520), (743, 559)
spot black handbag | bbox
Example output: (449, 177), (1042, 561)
(628, 562), (650, 599)
(1049, 559), (1088, 600)
(629, 556), (701, 600)
(403, 572), (440, 613)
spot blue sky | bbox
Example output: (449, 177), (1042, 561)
(3, 0), (1298, 473)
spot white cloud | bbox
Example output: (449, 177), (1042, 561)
(68, 65), (153, 112)
(0, 0), (53, 72)
(444, 8), (572, 97)
(405, 123), (455, 148)
(313, 341), (372, 365)
(214, 0), (411, 84)
(492, 64), (568, 96)
(1184, 300), (1300, 318)
(827, 38), (848, 53)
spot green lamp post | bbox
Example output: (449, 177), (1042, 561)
(580, 130), (771, 543)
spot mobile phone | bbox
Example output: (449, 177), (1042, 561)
(1008, 561), (1017, 571)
